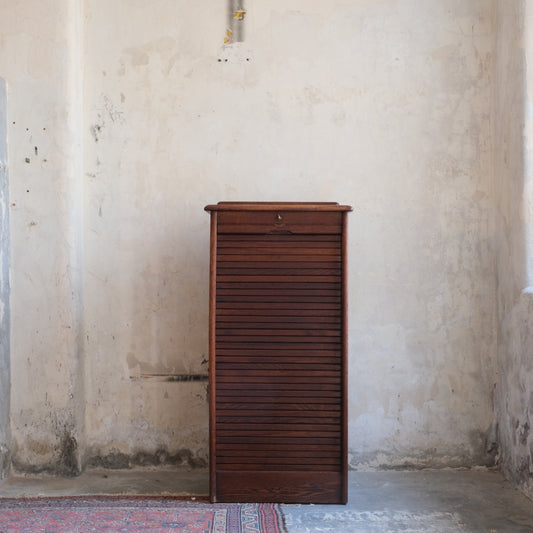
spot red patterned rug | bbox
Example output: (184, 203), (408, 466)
(0, 497), (288, 532)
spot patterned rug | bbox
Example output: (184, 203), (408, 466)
(0, 497), (288, 533)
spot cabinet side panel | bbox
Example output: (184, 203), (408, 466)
(341, 211), (349, 504)
(209, 212), (218, 503)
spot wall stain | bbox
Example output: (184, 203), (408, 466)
(87, 448), (207, 470)
(90, 124), (102, 143)
(58, 431), (80, 477)
(519, 422), (530, 447)
(12, 430), (81, 477)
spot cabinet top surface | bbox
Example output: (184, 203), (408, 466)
(205, 202), (353, 212)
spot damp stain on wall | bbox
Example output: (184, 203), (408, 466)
(87, 447), (207, 470)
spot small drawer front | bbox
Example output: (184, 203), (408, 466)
(217, 211), (342, 234)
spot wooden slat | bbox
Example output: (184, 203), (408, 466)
(216, 457), (341, 465)
(216, 358), (341, 367)
(217, 415), (341, 425)
(216, 342), (342, 351)
(216, 288), (341, 297)
(216, 456), (341, 464)
(217, 233), (342, 241)
(215, 347), (341, 356)
(217, 335), (340, 344)
(216, 312), (341, 319)
(215, 464), (340, 472)
(216, 301), (340, 309)
(217, 261), (341, 269)
(217, 450), (340, 458)
(217, 362), (341, 370)
(217, 247), (341, 255)
(216, 436), (341, 445)
(217, 420), (340, 431)
(217, 327), (341, 334)
(216, 308), (341, 317)
(217, 252), (340, 260)
(216, 327), (340, 335)
(218, 236), (341, 244)
(216, 412), (341, 422)
(216, 279), (342, 291)
(215, 401), (340, 411)
(216, 402), (341, 410)
(216, 382), (340, 391)
(217, 392), (341, 402)
(218, 441), (339, 448)
(217, 297), (341, 306)
(217, 275), (341, 283)
(217, 268), (341, 277)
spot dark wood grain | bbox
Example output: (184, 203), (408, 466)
(206, 202), (351, 504)
(215, 471), (345, 504)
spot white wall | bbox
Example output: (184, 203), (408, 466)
(0, 0), (84, 474)
(0, 0), (499, 472)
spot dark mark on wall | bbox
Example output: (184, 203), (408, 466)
(519, 422), (530, 446)
(58, 431), (80, 477)
(165, 374), (208, 382)
(87, 448), (207, 470)
(11, 430), (81, 477)
(91, 124), (102, 143)
(25, 158), (30, 164)
(130, 373), (208, 382)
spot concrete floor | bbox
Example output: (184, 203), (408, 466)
(0, 466), (208, 499)
(1, 468), (533, 532)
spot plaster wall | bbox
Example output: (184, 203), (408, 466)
(0, 78), (10, 478)
(494, 0), (533, 499)
(0, 0), (499, 472)
(82, 0), (497, 469)
(0, 0), (85, 474)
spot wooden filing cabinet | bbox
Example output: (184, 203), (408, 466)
(205, 202), (352, 503)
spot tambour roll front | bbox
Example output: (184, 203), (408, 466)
(205, 202), (352, 504)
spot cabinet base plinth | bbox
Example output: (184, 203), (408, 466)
(212, 470), (346, 504)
